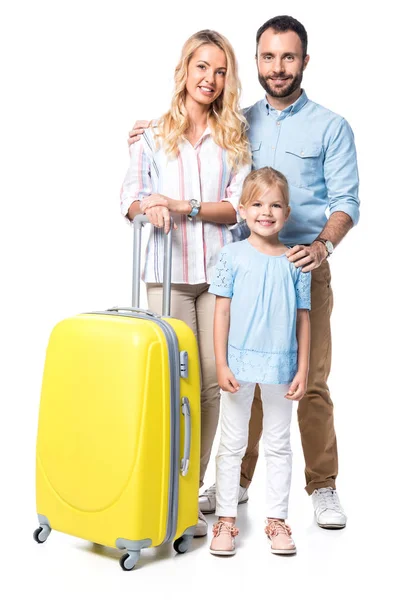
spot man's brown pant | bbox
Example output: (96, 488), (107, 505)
(240, 261), (338, 495)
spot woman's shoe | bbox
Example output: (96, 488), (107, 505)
(265, 519), (296, 555)
(209, 520), (239, 556)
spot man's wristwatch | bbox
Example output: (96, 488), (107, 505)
(314, 237), (334, 257)
(188, 198), (201, 220)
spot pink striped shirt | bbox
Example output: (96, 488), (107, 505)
(120, 125), (251, 284)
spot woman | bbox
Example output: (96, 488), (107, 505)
(120, 30), (251, 537)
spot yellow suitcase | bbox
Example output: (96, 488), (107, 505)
(34, 216), (201, 570)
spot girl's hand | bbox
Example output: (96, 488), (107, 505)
(217, 365), (240, 393)
(285, 372), (307, 401)
(141, 194), (190, 216)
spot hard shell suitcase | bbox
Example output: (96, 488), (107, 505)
(34, 215), (201, 570)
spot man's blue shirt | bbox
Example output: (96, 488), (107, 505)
(239, 91), (360, 245)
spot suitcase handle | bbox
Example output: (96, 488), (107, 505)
(107, 307), (160, 318)
(180, 397), (191, 476)
(132, 214), (173, 317)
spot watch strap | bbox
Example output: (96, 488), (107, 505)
(314, 237), (333, 256)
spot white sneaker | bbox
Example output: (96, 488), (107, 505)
(194, 509), (208, 537)
(312, 487), (347, 529)
(199, 484), (249, 514)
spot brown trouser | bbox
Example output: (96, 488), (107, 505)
(147, 282), (218, 488)
(240, 261), (338, 495)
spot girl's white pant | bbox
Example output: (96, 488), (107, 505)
(215, 382), (293, 519)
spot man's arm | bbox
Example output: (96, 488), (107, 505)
(287, 117), (360, 272)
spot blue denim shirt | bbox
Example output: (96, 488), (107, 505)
(233, 91), (360, 246)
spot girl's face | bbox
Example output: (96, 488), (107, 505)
(239, 185), (290, 239)
(185, 44), (227, 108)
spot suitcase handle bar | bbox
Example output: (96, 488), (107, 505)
(132, 214), (172, 317)
(107, 306), (160, 318)
(180, 397), (191, 476)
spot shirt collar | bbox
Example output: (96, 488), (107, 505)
(182, 126), (212, 147)
(264, 90), (308, 117)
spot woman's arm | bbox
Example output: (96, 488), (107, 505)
(140, 162), (252, 226)
(214, 296), (240, 392)
(285, 309), (310, 401)
(140, 195), (237, 224)
(121, 134), (174, 233)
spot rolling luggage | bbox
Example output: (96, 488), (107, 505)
(34, 215), (201, 570)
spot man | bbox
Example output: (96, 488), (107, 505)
(128, 15), (360, 530)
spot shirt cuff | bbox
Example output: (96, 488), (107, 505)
(208, 284), (232, 297)
(330, 203), (360, 226)
(121, 199), (139, 226)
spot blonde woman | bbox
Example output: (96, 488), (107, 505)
(120, 30), (251, 537)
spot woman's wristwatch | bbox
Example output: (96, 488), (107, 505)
(188, 198), (201, 220)
(314, 237), (334, 257)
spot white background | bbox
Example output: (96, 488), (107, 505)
(1, 0), (398, 597)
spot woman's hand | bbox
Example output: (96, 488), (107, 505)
(141, 194), (190, 216)
(285, 372), (308, 401)
(217, 365), (240, 393)
(141, 205), (173, 234)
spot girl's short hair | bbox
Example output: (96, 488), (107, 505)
(240, 167), (289, 207)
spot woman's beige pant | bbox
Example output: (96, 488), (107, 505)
(146, 282), (219, 488)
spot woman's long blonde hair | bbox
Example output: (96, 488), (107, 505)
(155, 30), (250, 169)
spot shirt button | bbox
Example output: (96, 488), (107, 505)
(276, 122), (281, 126)
(272, 146), (275, 149)
(301, 151), (304, 156)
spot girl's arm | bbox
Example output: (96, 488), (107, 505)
(285, 309), (310, 401)
(214, 296), (240, 393)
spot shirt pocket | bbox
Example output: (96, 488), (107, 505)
(284, 142), (322, 188)
(251, 141), (262, 169)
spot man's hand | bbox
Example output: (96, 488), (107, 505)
(127, 120), (150, 146)
(217, 365), (240, 393)
(285, 372), (307, 401)
(286, 242), (328, 273)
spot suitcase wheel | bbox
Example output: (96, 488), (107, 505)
(119, 551), (140, 571)
(33, 525), (51, 544)
(173, 536), (190, 554)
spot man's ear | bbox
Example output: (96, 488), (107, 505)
(303, 54), (310, 71)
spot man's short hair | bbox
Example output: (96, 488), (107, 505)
(256, 15), (308, 59)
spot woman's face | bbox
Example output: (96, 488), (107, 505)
(185, 44), (227, 108)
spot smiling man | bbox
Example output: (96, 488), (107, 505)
(199, 16), (360, 530)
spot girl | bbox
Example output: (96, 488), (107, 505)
(208, 167), (311, 555)
(120, 30), (251, 537)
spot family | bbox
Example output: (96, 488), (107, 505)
(120, 15), (360, 556)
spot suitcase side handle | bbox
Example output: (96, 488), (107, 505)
(132, 214), (173, 317)
(180, 397), (191, 476)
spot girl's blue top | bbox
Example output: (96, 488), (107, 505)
(209, 239), (311, 384)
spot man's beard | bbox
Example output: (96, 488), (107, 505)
(258, 70), (303, 98)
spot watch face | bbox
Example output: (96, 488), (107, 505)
(191, 199), (201, 209)
(326, 240), (334, 254)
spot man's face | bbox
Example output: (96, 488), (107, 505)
(256, 29), (309, 98)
